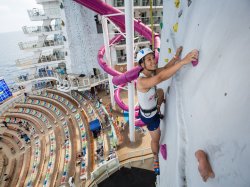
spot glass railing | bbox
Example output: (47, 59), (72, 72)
(16, 54), (65, 67)
(113, 0), (163, 7)
(22, 25), (61, 34)
(27, 8), (60, 20)
(75, 73), (109, 90)
(16, 70), (57, 83)
(142, 0), (162, 6)
(113, 0), (124, 7)
(137, 16), (162, 25)
(19, 40), (64, 50)
(36, 0), (58, 3)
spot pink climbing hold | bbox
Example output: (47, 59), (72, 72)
(160, 144), (167, 160)
(192, 50), (199, 67)
(192, 59), (199, 67)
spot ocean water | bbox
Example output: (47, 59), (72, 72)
(0, 31), (34, 87)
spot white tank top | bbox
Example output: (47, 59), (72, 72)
(137, 73), (157, 118)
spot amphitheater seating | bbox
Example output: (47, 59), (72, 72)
(0, 138), (16, 154)
(9, 153), (24, 186)
(18, 147), (32, 187)
(3, 132), (24, 150)
(25, 138), (41, 187)
(40, 91), (77, 113)
(43, 132), (56, 186)
(60, 121), (71, 184)
(15, 108), (52, 129)
(75, 113), (88, 178)
(25, 98), (64, 121)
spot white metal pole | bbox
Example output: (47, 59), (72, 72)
(125, 0), (135, 142)
(101, 17), (115, 108)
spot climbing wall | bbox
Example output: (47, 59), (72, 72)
(63, 0), (104, 75)
(158, 0), (250, 187)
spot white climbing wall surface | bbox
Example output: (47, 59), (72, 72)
(157, 0), (250, 187)
(64, 0), (104, 75)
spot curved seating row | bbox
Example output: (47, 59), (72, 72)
(26, 138), (41, 187)
(15, 108), (52, 129)
(75, 113), (88, 179)
(24, 98), (64, 121)
(38, 91), (77, 113)
(43, 132), (56, 187)
(60, 121), (71, 184)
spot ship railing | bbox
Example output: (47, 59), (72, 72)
(135, 16), (162, 25)
(36, 0), (58, 4)
(0, 93), (24, 116)
(87, 147), (152, 187)
(16, 70), (58, 83)
(16, 54), (65, 67)
(22, 24), (61, 35)
(18, 40), (64, 50)
(27, 8), (61, 21)
(76, 73), (108, 88)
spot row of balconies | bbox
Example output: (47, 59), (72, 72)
(114, 0), (163, 7)
(16, 52), (65, 68)
(16, 70), (109, 92)
(27, 8), (61, 21)
(22, 24), (61, 35)
(35, 0), (59, 4)
(136, 16), (162, 25)
(18, 40), (64, 51)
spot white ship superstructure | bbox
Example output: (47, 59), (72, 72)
(15, 0), (108, 92)
(113, 0), (163, 64)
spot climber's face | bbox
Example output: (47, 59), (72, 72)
(143, 53), (156, 70)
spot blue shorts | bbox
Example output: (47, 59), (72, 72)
(139, 111), (160, 131)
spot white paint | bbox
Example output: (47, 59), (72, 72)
(158, 1), (250, 187)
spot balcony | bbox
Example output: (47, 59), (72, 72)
(76, 73), (109, 91)
(115, 40), (150, 50)
(16, 53), (65, 69)
(22, 25), (61, 35)
(16, 70), (58, 85)
(18, 40), (64, 51)
(136, 16), (162, 25)
(36, 0), (59, 4)
(27, 8), (61, 21)
(113, 0), (163, 8)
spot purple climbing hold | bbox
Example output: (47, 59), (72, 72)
(192, 59), (199, 67)
(160, 144), (167, 160)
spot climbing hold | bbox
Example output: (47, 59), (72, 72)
(174, 0), (180, 8)
(160, 22), (163, 29)
(168, 48), (172, 53)
(157, 48), (160, 52)
(173, 22), (179, 32)
(192, 50), (199, 66)
(192, 59), (199, 66)
(160, 144), (167, 160)
(178, 9), (183, 17)
(164, 58), (169, 63)
(166, 39), (169, 43)
(187, 0), (192, 7)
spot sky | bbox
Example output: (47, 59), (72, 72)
(0, 0), (42, 33)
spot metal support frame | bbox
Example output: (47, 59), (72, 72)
(125, 0), (135, 142)
(101, 17), (116, 108)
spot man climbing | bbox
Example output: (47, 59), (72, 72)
(136, 46), (198, 175)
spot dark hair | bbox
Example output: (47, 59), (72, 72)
(138, 57), (145, 65)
